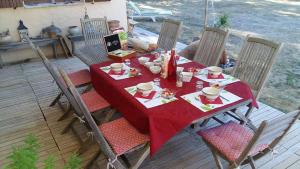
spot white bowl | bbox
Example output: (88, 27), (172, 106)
(207, 66), (223, 77)
(138, 57), (150, 65)
(153, 59), (162, 66)
(177, 67), (184, 72)
(202, 87), (221, 101)
(181, 72), (193, 82)
(110, 63), (123, 73)
(149, 66), (161, 74)
(145, 62), (154, 68)
(137, 82), (153, 96)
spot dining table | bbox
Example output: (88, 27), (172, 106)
(90, 54), (258, 156)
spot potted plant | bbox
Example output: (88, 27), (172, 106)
(3, 135), (81, 169)
(215, 14), (230, 65)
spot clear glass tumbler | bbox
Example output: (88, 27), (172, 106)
(153, 78), (161, 87)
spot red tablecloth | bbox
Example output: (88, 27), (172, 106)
(90, 55), (258, 156)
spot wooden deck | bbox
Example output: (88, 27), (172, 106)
(1, 26), (300, 168)
(1, 57), (300, 169)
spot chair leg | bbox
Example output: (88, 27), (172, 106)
(77, 135), (94, 155)
(82, 84), (93, 93)
(210, 149), (224, 169)
(131, 144), (150, 169)
(200, 119), (210, 127)
(120, 154), (131, 168)
(61, 117), (77, 134)
(229, 164), (241, 169)
(50, 92), (63, 107)
(102, 109), (116, 123)
(85, 149), (102, 169)
(57, 105), (72, 121)
(245, 106), (254, 118)
(235, 108), (257, 131)
(248, 156), (256, 169)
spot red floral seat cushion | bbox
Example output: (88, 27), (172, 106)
(68, 69), (91, 87)
(198, 121), (268, 161)
(99, 118), (149, 156)
(81, 90), (110, 112)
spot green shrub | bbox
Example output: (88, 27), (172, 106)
(215, 14), (230, 29)
(3, 135), (81, 169)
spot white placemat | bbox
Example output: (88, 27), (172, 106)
(177, 56), (192, 65)
(181, 90), (242, 112)
(194, 69), (240, 86)
(100, 63), (140, 80)
(125, 82), (177, 108)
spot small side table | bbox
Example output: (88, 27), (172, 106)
(0, 38), (58, 68)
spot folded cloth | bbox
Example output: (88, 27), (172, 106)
(200, 95), (223, 105)
(134, 91), (157, 99)
(108, 70), (126, 75)
(207, 73), (224, 79)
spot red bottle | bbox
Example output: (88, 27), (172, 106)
(167, 49), (177, 81)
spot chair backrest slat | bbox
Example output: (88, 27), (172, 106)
(81, 17), (110, 46)
(157, 19), (182, 51)
(59, 69), (124, 167)
(232, 36), (282, 99)
(236, 109), (300, 164)
(256, 110), (300, 146)
(76, 44), (108, 66)
(193, 27), (229, 67)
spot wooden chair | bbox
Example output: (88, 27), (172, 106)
(28, 37), (114, 155)
(27, 38), (90, 120)
(26, 36), (92, 119)
(201, 36), (282, 130)
(75, 44), (109, 66)
(81, 17), (110, 46)
(230, 36), (282, 122)
(59, 68), (114, 154)
(61, 69), (150, 169)
(157, 19), (182, 51)
(198, 109), (300, 169)
(232, 36), (282, 101)
(193, 27), (229, 66)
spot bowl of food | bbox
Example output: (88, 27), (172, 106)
(129, 68), (140, 77)
(207, 66), (223, 78)
(181, 72), (193, 82)
(138, 57), (150, 65)
(137, 82), (153, 96)
(149, 66), (161, 74)
(110, 63), (123, 73)
(202, 87), (221, 101)
(161, 88), (175, 99)
(153, 58), (162, 66)
(188, 67), (201, 75)
(145, 62), (154, 68)
(177, 67), (184, 73)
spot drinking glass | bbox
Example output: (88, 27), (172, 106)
(154, 52), (161, 59)
(209, 80), (218, 87)
(124, 59), (131, 67)
(153, 78), (161, 87)
(196, 81), (203, 91)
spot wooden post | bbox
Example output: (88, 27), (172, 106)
(204, 0), (208, 28)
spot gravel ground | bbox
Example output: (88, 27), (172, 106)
(131, 0), (300, 112)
